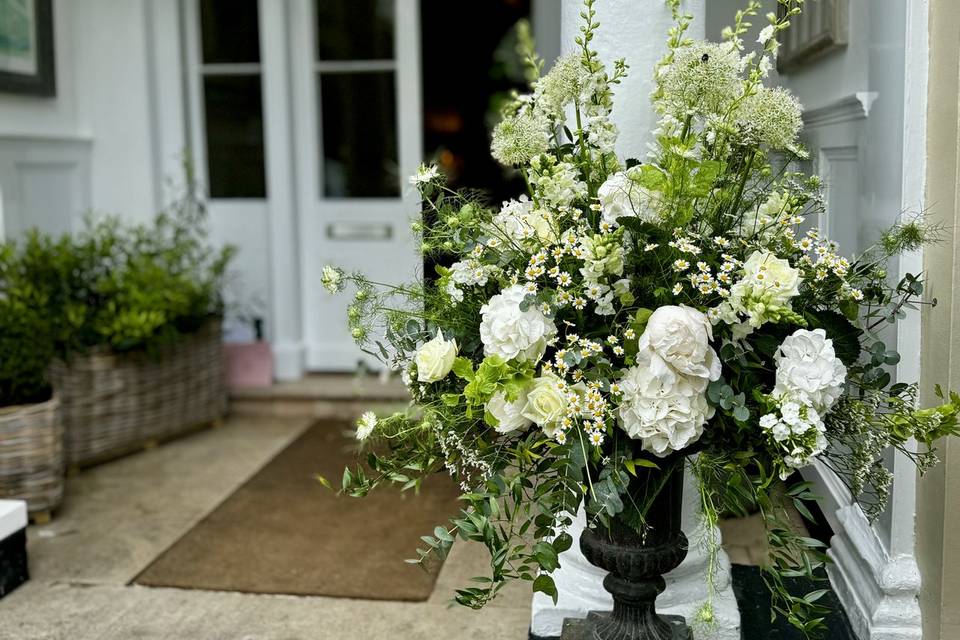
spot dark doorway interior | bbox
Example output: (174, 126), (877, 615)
(420, 0), (531, 207)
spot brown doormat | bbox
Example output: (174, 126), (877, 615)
(134, 420), (460, 601)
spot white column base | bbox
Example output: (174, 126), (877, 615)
(530, 474), (741, 639)
(272, 341), (306, 381)
(826, 505), (922, 640)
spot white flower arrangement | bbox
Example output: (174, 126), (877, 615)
(323, 0), (960, 632)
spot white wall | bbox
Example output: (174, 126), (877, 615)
(0, 0), (160, 234)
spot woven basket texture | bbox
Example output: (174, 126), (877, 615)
(0, 397), (63, 512)
(50, 321), (227, 466)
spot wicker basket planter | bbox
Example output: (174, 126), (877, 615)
(0, 398), (63, 515)
(50, 320), (227, 468)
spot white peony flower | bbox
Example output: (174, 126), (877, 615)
(773, 328), (847, 413)
(521, 373), (568, 436)
(617, 350), (714, 456)
(480, 285), (557, 363)
(638, 305), (721, 381)
(356, 411), (378, 441)
(415, 330), (458, 382)
(597, 170), (659, 228)
(486, 389), (533, 434)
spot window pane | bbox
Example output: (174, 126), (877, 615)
(320, 72), (398, 198)
(203, 75), (266, 198)
(200, 0), (260, 64)
(316, 0), (394, 61)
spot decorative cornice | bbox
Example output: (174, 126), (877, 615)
(803, 92), (879, 128)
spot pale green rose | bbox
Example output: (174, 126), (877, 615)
(521, 374), (568, 436)
(415, 330), (458, 382)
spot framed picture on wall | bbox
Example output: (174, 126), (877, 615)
(0, 0), (54, 96)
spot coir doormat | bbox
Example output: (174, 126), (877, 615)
(135, 421), (460, 601)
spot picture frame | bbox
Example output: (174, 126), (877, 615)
(0, 0), (55, 96)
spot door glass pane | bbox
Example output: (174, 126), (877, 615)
(316, 0), (394, 61)
(200, 0), (260, 64)
(319, 72), (399, 198)
(203, 75), (267, 198)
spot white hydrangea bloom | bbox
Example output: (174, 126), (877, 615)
(773, 328), (847, 413)
(491, 109), (550, 166)
(486, 389), (533, 434)
(597, 170), (660, 228)
(479, 284), (557, 363)
(617, 350), (714, 456)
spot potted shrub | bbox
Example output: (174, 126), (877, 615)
(46, 189), (235, 468)
(0, 233), (64, 521)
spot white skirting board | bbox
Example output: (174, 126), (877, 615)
(0, 500), (27, 541)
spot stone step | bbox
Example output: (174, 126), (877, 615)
(230, 373), (410, 420)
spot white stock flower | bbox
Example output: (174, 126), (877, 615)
(415, 330), (458, 382)
(487, 389), (533, 434)
(488, 198), (556, 245)
(638, 305), (721, 381)
(356, 411), (378, 440)
(479, 285), (557, 363)
(521, 374), (568, 436)
(597, 170), (659, 228)
(617, 350), (714, 456)
(773, 328), (847, 413)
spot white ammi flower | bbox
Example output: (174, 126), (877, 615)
(618, 350), (714, 456)
(415, 330), (458, 382)
(356, 411), (378, 441)
(773, 328), (847, 413)
(486, 389), (533, 434)
(479, 285), (557, 363)
(638, 305), (721, 381)
(597, 170), (659, 228)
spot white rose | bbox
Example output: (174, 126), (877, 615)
(486, 389), (533, 434)
(480, 285), (557, 363)
(415, 330), (458, 382)
(617, 351), (714, 456)
(735, 250), (802, 306)
(597, 170), (659, 228)
(773, 328), (847, 412)
(521, 374), (568, 436)
(638, 305), (721, 381)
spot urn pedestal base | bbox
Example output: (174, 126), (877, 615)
(560, 611), (691, 639)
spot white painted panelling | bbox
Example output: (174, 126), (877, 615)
(0, 136), (91, 237)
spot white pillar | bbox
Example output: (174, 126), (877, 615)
(530, 2), (740, 637)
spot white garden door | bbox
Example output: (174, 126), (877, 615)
(289, 0), (423, 371)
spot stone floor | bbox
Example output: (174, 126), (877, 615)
(0, 375), (775, 640)
(0, 416), (532, 640)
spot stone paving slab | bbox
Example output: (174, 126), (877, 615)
(0, 415), (532, 640)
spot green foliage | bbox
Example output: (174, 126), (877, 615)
(0, 180), (233, 406)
